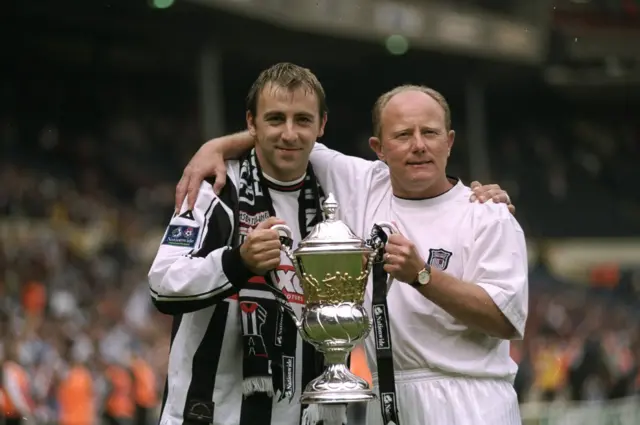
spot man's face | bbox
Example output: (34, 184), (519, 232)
(247, 83), (327, 181)
(369, 90), (454, 197)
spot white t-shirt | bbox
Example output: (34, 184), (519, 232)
(262, 172), (306, 422)
(309, 143), (528, 382)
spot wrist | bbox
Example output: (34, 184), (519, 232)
(207, 137), (228, 159)
(223, 247), (254, 286)
(410, 262), (431, 288)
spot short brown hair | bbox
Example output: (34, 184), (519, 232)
(372, 85), (451, 138)
(246, 62), (328, 118)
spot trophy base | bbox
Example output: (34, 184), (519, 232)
(300, 363), (376, 405)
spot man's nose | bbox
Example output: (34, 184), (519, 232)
(281, 120), (297, 142)
(412, 130), (427, 152)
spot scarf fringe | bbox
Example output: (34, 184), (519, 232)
(301, 404), (347, 425)
(242, 377), (274, 397)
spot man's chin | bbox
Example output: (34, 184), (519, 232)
(406, 169), (436, 183)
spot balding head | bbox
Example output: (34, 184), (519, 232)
(372, 85), (451, 139)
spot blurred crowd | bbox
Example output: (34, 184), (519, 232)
(0, 154), (171, 423)
(513, 269), (640, 404)
(2, 59), (640, 425)
(0, 77), (192, 424)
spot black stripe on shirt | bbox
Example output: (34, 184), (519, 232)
(239, 393), (273, 425)
(182, 302), (230, 425)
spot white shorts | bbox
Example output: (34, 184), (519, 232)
(366, 369), (521, 425)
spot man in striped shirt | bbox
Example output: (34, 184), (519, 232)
(149, 63), (334, 425)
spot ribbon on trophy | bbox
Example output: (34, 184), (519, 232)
(368, 224), (401, 425)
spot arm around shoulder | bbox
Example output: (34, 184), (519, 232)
(310, 142), (381, 202)
(148, 175), (253, 315)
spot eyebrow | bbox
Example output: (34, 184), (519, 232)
(391, 126), (441, 136)
(262, 111), (315, 119)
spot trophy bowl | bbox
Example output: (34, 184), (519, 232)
(273, 193), (379, 405)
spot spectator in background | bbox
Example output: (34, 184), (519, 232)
(1, 339), (35, 425)
(56, 341), (95, 425)
(131, 349), (157, 425)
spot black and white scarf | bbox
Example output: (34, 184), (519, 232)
(236, 148), (325, 403)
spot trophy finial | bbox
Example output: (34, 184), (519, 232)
(322, 193), (338, 220)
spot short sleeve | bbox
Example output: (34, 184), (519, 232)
(463, 204), (529, 339)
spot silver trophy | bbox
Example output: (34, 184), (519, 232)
(272, 193), (397, 405)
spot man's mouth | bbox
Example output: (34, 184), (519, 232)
(406, 160), (432, 166)
(276, 147), (302, 152)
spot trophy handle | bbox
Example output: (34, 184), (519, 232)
(271, 224), (295, 261)
(375, 221), (399, 238)
(372, 221), (399, 294)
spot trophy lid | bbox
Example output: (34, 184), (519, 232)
(296, 193), (370, 252)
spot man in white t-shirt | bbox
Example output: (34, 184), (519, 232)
(173, 85), (527, 425)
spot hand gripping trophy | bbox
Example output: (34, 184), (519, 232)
(272, 193), (396, 406)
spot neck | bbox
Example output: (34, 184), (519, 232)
(391, 175), (454, 199)
(262, 171), (306, 192)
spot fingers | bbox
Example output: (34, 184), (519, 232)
(508, 204), (516, 216)
(175, 176), (188, 214)
(384, 243), (410, 257)
(471, 184), (504, 203)
(187, 177), (201, 211)
(470, 180), (482, 190)
(212, 165), (228, 195)
(245, 251), (282, 275)
(385, 234), (412, 254)
(259, 257), (282, 271)
(491, 192), (511, 205)
(387, 233), (405, 245)
(255, 217), (286, 230)
(253, 248), (282, 263)
(383, 263), (400, 274)
(383, 253), (397, 263)
(247, 236), (281, 249)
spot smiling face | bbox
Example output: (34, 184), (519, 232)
(369, 87), (455, 198)
(246, 63), (327, 182)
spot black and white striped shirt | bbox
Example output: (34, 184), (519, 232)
(148, 161), (318, 425)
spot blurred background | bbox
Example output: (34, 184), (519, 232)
(1, 0), (640, 424)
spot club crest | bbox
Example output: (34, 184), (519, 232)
(427, 248), (453, 271)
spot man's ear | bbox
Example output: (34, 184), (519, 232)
(447, 130), (455, 156)
(246, 111), (257, 138)
(369, 137), (384, 161)
(317, 112), (327, 138)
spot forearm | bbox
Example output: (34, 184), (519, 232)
(417, 269), (517, 339)
(207, 131), (254, 160)
(149, 246), (251, 314)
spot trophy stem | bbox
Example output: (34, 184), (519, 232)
(300, 352), (375, 405)
(323, 350), (349, 366)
